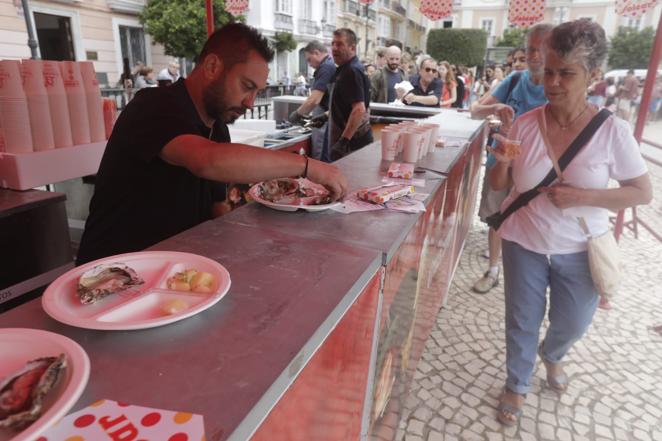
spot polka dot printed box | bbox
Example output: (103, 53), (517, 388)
(39, 399), (205, 441)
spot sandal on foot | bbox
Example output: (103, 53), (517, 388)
(538, 343), (569, 393)
(497, 400), (523, 427)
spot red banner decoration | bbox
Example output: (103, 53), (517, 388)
(358, 0), (375, 4)
(419, 0), (453, 21)
(225, 0), (249, 16)
(615, 0), (659, 17)
(508, 0), (546, 28)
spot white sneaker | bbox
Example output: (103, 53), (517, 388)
(472, 271), (499, 294)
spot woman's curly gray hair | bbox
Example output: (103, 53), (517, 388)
(546, 19), (607, 72)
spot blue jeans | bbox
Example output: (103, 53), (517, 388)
(501, 239), (599, 395)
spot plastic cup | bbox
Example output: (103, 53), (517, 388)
(402, 131), (422, 163)
(60, 61), (91, 145)
(42, 61), (73, 148)
(380, 129), (399, 161)
(21, 60), (55, 151)
(79, 61), (105, 142)
(502, 139), (522, 158)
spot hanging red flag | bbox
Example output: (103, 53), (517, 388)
(615, 0), (659, 18)
(419, 0), (453, 21)
(508, 0), (546, 28)
(358, 0), (376, 4)
(225, 0), (249, 16)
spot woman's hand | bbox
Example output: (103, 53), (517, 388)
(538, 184), (587, 209)
(489, 134), (515, 164)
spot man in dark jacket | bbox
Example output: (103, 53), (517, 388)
(370, 45), (408, 103)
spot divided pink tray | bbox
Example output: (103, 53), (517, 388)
(41, 251), (231, 331)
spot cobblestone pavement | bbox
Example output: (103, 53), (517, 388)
(400, 161), (662, 441)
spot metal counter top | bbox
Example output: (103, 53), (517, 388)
(0, 224), (381, 441)
(271, 95), (442, 118)
(222, 142), (446, 265)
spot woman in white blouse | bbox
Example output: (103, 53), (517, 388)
(489, 19), (652, 426)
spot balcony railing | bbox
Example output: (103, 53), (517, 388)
(345, 0), (360, 15)
(298, 18), (320, 35)
(391, 1), (406, 16)
(322, 23), (336, 38)
(274, 13), (294, 31)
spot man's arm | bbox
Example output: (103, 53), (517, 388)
(161, 135), (348, 199)
(295, 89), (325, 116)
(404, 93), (439, 106)
(370, 72), (382, 102)
(470, 93), (515, 131)
(341, 102), (367, 140)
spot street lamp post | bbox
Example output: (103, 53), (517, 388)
(365, 3), (370, 58)
(21, 0), (40, 59)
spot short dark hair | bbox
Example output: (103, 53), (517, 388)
(333, 28), (357, 46)
(547, 19), (607, 72)
(198, 23), (274, 67)
(303, 40), (328, 54)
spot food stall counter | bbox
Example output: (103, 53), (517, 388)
(0, 223), (382, 441)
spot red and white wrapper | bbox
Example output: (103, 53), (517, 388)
(39, 399), (205, 441)
(387, 162), (415, 180)
(508, 0), (546, 28)
(615, 0), (658, 17)
(357, 184), (414, 204)
(419, 0), (453, 21)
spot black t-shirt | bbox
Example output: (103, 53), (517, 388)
(407, 74), (442, 107)
(385, 69), (401, 103)
(76, 79), (229, 264)
(312, 55), (336, 111)
(330, 56), (371, 129)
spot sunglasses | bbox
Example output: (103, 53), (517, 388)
(424, 67), (438, 74)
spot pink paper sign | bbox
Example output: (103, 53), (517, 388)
(615, 0), (658, 17)
(38, 399), (205, 441)
(419, 0), (453, 21)
(508, 0), (546, 28)
(225, 0), (248, 16)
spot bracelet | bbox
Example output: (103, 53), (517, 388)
(302, 155), (309, 178)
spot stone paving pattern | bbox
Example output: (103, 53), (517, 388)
(398, 159), (662, 441)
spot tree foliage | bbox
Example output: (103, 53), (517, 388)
(273, 32), (297, 52)
(426, 28), (487, 66)
(608, 26), (655, 69)
(496, 27), (526, 48)
(140, 0), (239, 61)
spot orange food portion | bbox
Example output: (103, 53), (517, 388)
(166, 269), (216, 293)
(498, 140), (521, 158)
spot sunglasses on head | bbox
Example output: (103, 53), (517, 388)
(424, 67), (438, 73)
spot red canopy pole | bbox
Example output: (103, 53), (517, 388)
(633, 12), (662, 143)
(205, 0), (214, 37)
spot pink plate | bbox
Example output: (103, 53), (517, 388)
(0, 328), (90, 441)
(41, 251), (231, 331)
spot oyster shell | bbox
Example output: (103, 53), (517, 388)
(77, 262), (144, 304)
(0, 354), (66, 430)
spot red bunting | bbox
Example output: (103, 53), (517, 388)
(225, 0), (249, 16)
(419, 0), (453, 21)
(615, 0), (659, 18)
(508, 0), (546, 28)
(358, 0), (376, 4)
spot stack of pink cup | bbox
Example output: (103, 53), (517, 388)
(60, 61), (91, 145)
(0, 60), (33, 153)
(21, 60), (55, 151)
(42, 60), (74, 148)
(79, 61), (105, 142)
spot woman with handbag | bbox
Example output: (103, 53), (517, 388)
(487, 19), (653, 427)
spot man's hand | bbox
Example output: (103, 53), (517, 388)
(403, 93), (416, 104)
(308, 113), (328, 128)
(307, 159), (348, 201)
(288, 109), (306, 126)
(329, 137), (350, 162)
(539, 184), (587, 209)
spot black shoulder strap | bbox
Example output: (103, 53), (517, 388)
(506, 71), (522, 99)
(486, 108), (612, 230)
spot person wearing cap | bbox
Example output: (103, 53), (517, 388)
(77, 24), (347, 264)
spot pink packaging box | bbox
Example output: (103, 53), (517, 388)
(357, 184), (414, 204)
(386, 162), (415, 180)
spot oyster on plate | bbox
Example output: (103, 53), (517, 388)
(0, 354), (66, 430)
(257, 178), (332, 205)
(77, 262), (144, 304)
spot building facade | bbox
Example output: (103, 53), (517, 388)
(0, 0), (171, 86)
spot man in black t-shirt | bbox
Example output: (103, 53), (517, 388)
(328, 28), (373, 161)
(77, 24), (348, 264)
